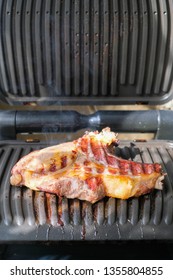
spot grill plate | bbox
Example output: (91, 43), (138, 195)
(0, 140), (173, 242)
(0, 0), (173, 105)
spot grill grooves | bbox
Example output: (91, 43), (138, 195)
(11, 186), (24, 226)
(46, 193), (58, 226)
(118, 199), (127, 225)
(71, 199), (81, 226)
(129, 198), (139, 225)
(53, 0), (61, 95)
(81, 0), (88, 96)
(100, 0), (109, 96)
(4, 0), (18, 95)
(146, 147), (163, 225)
(42, 0), (52, 89)
(141, 195), (151, 226)
(0, 148), (11, 224)
(162, 0), (173, 92)
(34, 191), (47, 225)
(33, 0), (43, 90)
(23, 188), (35, 226)
(144, 0), (158, 94)
(1, 148), (21, 226)
(90, 0), (99, 97)
(106, 197), (116, 225)
(119, 0), (129, 85)
(23, 0), (35, 96)
(72, 0), (80, 97)
(63, 0), (71, 96)
(128, 0), (138, 85)
(157, 147), (173, 225)
(153, 0), (168, 94)
(14, 0), (26, 96)
(0, 0), (173, 104)
(0, 1), (8, 92)
(136, 0), (148, 95)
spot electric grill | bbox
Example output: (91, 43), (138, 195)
(1, 0), (173, 258)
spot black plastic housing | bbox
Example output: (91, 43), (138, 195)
(0, 110), (173, 141)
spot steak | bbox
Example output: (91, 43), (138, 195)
(10, 128), (164, 203)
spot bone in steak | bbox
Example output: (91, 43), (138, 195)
(10, 128), (164, 203)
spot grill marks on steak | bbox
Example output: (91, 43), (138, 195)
(10, 127), (164, 203)
(78, 136), (161, 177)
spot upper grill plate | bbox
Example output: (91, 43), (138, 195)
(0, 0), (173, 105)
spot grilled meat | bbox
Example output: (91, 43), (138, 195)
(10, 128), (164, 203)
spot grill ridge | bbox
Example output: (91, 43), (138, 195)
(153, 0), (168, 94)
(3, 0), (18, 95)
(23, 188), (35, 226)
(33, 0), (43, 91)
(119, 0), (129, 85)
(128, 0), (138, 85)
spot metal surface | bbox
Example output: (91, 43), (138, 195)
(0, 0), (173, 105)
(0, 139), (173, 242)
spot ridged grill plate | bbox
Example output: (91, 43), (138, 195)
(0, 0), (173, 105)
(0, 140), (173, 241)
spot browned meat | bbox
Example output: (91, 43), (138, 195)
(10, 128), (164, 203)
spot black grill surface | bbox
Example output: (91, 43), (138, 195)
(0, 140), (173, 242)
(0, 0), (173, 105)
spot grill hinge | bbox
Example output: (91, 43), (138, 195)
(0, 111), (16, 140)
(1, 110), (173, 141)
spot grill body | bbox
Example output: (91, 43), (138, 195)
(0, 0), (173, 247)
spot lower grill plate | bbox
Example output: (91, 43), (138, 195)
(0, 140), (173, 242)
